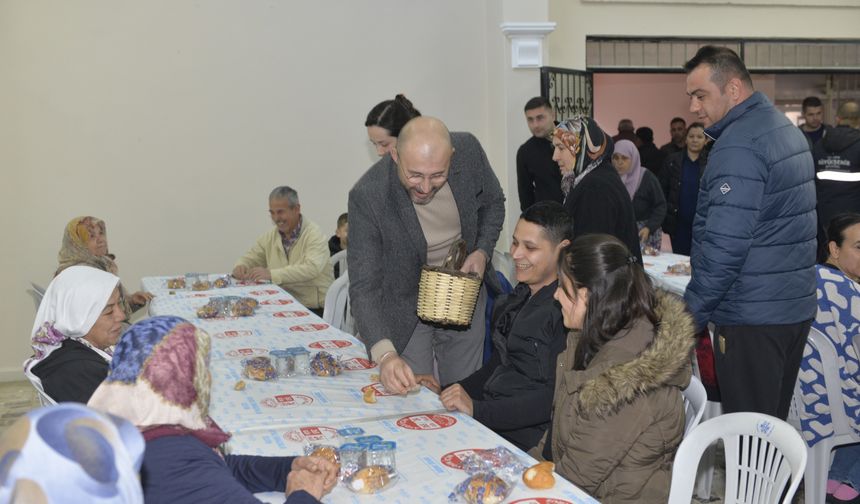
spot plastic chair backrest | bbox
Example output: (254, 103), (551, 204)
(24, 368), (56, 406)
(27, 289), (43, 311)
(682, 375), (707, 437)
(788, 325), (860, 504)
(330, 250), (347, 278)
(668, 412), (807, 504)
(322, 272), (353, 334)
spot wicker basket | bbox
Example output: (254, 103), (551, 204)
(416, 240), (482, 326)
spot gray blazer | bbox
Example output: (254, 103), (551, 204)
(347, 132), (506, 355)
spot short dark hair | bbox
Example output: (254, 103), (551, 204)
(670, 117), (686, 126)
(826, 213), (860, 249)
(687, 121), (705, 134)
(336, 212), (348, 228)
(524, 96), (552, 113)
(520, 201), (573, 245)
(683, 45), (753, 90)
(557, 234), (658, 370)
(802, 96), (823, 112)
(365, 94), (421, 138)
(618, 119), (634, 132)
(635, 126), (654, 144)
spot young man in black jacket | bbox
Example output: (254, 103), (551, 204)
(433, 201), (571, 452)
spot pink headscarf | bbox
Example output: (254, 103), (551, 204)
(614, 140), (645, 200)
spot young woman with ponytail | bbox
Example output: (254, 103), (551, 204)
(538, 234), (695, 503)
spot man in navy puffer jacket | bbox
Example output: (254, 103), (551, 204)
(682, 46), (816, 420)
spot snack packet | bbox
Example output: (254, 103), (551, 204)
(241, 356), (277, 381)
(449, 446), (526, 504)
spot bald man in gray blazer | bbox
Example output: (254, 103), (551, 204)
(348, 117), (505, 394)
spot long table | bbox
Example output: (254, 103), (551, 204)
(143, 275), (599, 504)
(641, 252), (691, 297)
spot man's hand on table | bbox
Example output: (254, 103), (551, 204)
(415, 374), (441, 394)
(439, 384), (474, 417)
(460, 249), (488, 279)
(232, 265), (249, 280)
(379, 354), (417, 395)
(248, 267), (272, 282)
(288, 456), (338, 499)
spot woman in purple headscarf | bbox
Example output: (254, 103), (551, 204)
(88, 316), (338, 503)
(612, 140), (667, 253)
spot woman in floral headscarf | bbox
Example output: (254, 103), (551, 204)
(25, 265), (125, 403)
(552, 117), (642, 263)
(88, 316), (338, 503)
(0, 403), (145, 503)
(56, 216), (153, 318)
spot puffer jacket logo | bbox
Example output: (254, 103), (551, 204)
(719, 182), (731, 195)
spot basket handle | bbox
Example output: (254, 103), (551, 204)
(441, 239), (468, 271)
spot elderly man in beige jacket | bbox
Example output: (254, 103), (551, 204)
(233, 186), (333, 314)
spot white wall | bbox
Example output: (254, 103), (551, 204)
(1, 0), (515, 380)
(548, 0), (860, 70)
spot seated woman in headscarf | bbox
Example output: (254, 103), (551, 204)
(612, 140), (667, 253)
(0, 402), (145, 503)
(56, 216), (153, 319)
(25, 265), (125, 403)
(88, 316), (338, 503)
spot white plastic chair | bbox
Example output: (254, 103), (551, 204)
(668, 412), (808, 504)
(682, 375), (708, 437)
(24, 368), (56, 406)
(322, 272), (354, 334)
(492, 249), (514, 285)
(787, 327), (860, 504)
(26, 288), (43, 311)
(330, 250), (347, 278)
(688, 323), (724, 500)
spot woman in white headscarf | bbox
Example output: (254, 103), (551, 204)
(25, 265), (125, 403)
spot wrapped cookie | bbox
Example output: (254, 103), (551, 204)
(451, 473), (510, 504)
(241, 356), (277, 381)
(310, 351), (342, 377)
(449, 446), (525, 504)
(344, 465), (397, 494)
(166, 277), (186, 289)
(304, 444), (341, 474)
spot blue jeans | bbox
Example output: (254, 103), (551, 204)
(830, 444), (860, 489)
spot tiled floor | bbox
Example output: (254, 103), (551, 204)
(0, 381), (40, 430)
(0, 381), (804, 503)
